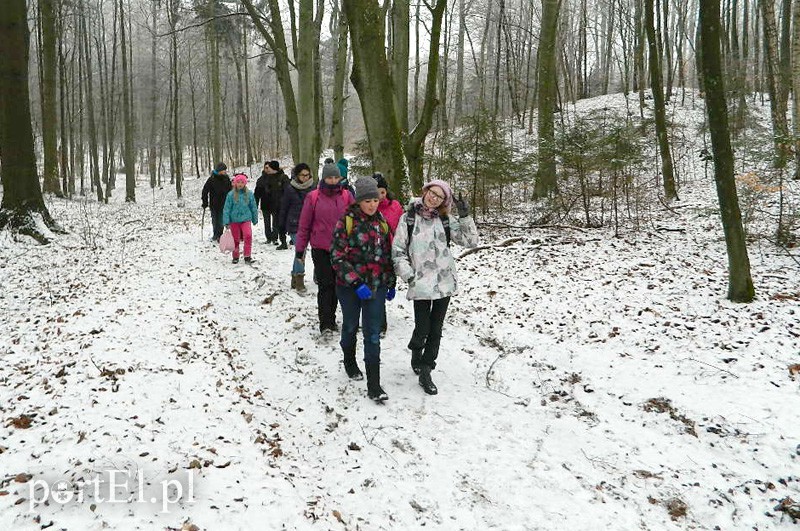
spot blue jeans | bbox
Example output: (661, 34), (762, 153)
(336, 284), (387, 366)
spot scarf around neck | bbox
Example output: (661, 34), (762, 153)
(414, 199), (440, 220)
(319, 180), (343, 197)
(291, 177), (314, 191)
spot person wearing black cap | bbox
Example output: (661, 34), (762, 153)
(202, 162), (232, 241)
(254, 160), (290, 247)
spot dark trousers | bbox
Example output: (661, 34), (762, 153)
(408, 297), (451, 370)
(311, 249), (338, 330)
(210, 208), (224, 241)
(337, 285), (386, 366)
(262, 209), (283, 243)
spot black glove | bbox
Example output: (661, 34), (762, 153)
(455, 192), (470, 218)
(295, 251), (304, 261)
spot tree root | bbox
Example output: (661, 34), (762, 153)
(0, 205), (66, 244)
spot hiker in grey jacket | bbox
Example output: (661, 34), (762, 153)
(391, 179), (478, 395)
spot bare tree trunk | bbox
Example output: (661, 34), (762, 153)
(343, 0), (407, 192)
(454, 0), (466, 123)
(493, 0), (505, 114)
(148, 0), (158, 189)
(644, 0), (677, 200)
(39, 0), (63, 196)
(602, 0), (616, 94)
(0, 0), (58, 240)
(58, 15), (69, 198)
(413, 2), (421, 122)
(635, 0), (646, 115)
(167, 0), (181, 199)
(313, 10), (325, 162)
(188, 56), (201, 179)
(81, 0), (102, 201)
(230, 44), (253, 167)
(403, 0), (446, 192)
(533, 0), (561, 197)
(792, 0), (800, 178)
(297, 0), (319, 172)
(660, 0), (673, 98)
(329, 1), (348, 160)
(241, 0), (301, 163)
(120, 0), (135, 202)
(243, 25), (253, 165)
(391, 0), (410, 132)
(779, 0), (792, 105)
(698, 0), (755, 302)
(761, 0), (791, 167)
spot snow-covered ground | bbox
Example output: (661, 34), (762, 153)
(2, 97), (800, 530)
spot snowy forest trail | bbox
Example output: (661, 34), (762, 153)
(1, 176), (799, 530)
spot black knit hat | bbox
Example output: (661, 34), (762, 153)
(215, 162), (227, 173)
(373, 172), (389, 191)
(267, 160), (281, 171)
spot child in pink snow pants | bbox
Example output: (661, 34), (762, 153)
(229, 221), (253, 260)
(223, 173), (259, 264)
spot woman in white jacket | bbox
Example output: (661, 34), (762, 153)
(392, 179), (479, 395)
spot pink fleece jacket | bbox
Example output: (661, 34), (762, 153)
(378, 198), (404, 234)
(294, 187), (354, 253)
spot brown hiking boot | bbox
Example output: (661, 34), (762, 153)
(292, 273), (306, 292)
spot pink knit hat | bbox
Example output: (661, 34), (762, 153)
(422, 179), (453, 209)
(232, 173), (248, 186)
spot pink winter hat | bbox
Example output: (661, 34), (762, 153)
(422, 179), (454, 209)
(232, 173), (248, 186)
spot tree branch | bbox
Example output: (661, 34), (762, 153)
(476, 221), (589, 232)
(457, 237), (524, 259)
(157, 12), (252, 38)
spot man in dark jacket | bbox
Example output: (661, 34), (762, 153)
(254, 160), (289, 247)
(202, 162), (232, 241)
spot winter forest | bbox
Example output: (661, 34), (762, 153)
(1, 0), (800, 528)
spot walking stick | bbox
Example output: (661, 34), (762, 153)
(201, 208), (206, 242)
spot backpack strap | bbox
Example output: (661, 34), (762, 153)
(405, 207), (416, 246)
(405, 207), (450, 247)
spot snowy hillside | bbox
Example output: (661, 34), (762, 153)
(1, 94), (799, 530)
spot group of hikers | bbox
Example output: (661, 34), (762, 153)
(201, 158), (479, 402)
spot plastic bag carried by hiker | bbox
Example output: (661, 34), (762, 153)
(218, 229), (235, 254)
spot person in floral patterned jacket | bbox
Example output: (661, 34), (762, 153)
(391, 179), (479, 395)
(330, 177), (397, 402)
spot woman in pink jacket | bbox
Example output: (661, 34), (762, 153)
(373, 172), (404, 335)
(295, 162), (355, 334)
(374, 172), (403, 234)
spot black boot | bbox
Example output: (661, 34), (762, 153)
(366, 364), (388, 402)
(410, 350), (422, 375)
(343, 348), (363, 381)
(419, 366), (438, 395)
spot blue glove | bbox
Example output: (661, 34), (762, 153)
(355, 284), (372, 300)
(386, 288), (396, 301)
